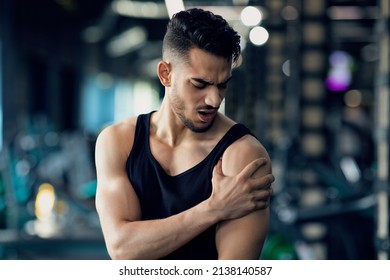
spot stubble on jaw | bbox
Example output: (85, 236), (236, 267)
(169, 90), (214, 133)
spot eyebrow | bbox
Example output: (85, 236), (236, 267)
(191, 76), (232, 87)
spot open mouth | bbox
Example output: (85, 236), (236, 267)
(198, 110), (217, 123)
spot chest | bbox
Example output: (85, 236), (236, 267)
(149, 138), (216, 177)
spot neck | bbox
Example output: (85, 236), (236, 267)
(151, 98), (190, 147)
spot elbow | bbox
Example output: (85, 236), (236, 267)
(106, 241), (140, 260)
(101, 224), (145, 259)
(108, 247), (137, 260)
(107, 243), (125, 260)
(102, 222), (145, 259)
(108, 248), (127, 260)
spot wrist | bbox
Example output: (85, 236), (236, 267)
(200, 197), (224, 224)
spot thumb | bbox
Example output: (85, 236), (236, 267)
(213, 158), (224, 177)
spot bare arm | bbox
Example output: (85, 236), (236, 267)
(95, 123), (220, 259)
(95, 122), (273, 259)
(215, 135), (272, 259)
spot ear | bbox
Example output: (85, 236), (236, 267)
(157, 61), (172, 87)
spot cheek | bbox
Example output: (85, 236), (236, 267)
(171, 80), (209, 108)
(180, 84), (203, 103)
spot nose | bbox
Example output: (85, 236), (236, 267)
(205, 87), (223, 108)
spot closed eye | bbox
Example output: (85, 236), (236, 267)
(191, 77), (231, 90)
(192, 83), (207, 90)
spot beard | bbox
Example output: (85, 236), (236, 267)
(179, 114), (213, 133)
(169, 89), (215, 133)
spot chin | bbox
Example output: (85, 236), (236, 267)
(190, 125), (212, 133)
(184, 119), (213, 133)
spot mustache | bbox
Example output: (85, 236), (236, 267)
(196, 105), (220, 110)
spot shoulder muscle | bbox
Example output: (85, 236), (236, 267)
(221, 134), (271, 177)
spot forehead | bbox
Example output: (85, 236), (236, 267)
(182, 48), (232, 79)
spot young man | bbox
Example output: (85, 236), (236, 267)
(95, 8), (274, 260)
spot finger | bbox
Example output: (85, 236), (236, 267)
(255, 200), (270, 210)
(252, 174), (275, 190)
(253, 188), (273, 202)
(239, 157), (268, 179)
(250, 198), (269, 211)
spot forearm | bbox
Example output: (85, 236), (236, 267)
(105, 199), (219, 260)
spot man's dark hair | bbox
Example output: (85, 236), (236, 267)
(162, 8), (241, 64)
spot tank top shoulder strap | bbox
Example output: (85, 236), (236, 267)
(130, 111), (153, 154)
(207, 123), (256, 172)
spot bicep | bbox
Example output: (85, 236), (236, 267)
(96, 175), (141, 230)
(216, 135), (271, 259)
(94, 127), (141, 239)
(216, 208), (269, 259)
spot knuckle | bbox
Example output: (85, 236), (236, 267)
(252, 200), (258, 210)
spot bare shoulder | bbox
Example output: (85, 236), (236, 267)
(97, 116), (137, 141)
(95, 116), (138, 161)
(222, 132), (271, 176)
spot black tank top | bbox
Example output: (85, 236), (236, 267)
(126, 112), (254, 259)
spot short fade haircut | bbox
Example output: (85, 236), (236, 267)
(162, 8), (241, 65)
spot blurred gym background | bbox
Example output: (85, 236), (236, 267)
(0, 0), (388, 260)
